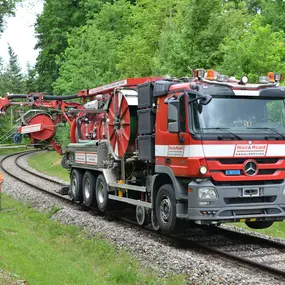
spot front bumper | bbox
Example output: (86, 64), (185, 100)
(187, 180), (285, 224)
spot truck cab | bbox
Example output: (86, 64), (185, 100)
(152, 70), (285, 231)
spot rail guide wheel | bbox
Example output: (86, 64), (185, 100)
(107, 91), (135, 160)
(136, 205), (149, 226)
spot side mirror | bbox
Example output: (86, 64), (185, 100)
(188, 91), (212, 106)
(199, 93), (212, 105)
(168, 99), (180, 133)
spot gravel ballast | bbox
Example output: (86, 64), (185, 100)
(1, 152), (285, 285)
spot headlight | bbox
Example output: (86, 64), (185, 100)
(199, 166), (208, 175)
(240, 76), (248, 85)
(197, 187), (218, 199)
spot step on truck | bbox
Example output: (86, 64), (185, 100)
(64, 70), (285, 233)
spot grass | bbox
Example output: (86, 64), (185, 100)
(233, 221), (285, 239)
(0, 147), (29, 156)
(28, 151), (69, 182)
(0, 194), (186, 285)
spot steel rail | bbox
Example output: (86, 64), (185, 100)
(13, 151), (68, 187)
(0, 150), (71, 203)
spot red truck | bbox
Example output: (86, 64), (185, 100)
(4, 70), (285, 234)
(64, 70), (285, 233)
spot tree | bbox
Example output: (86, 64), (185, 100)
(35, 0), (87, 94)
(0, 0), (20, 34)
(54, 0), (132, 94)
(23, 63), (38, 93)
(226, 0), (262, 14)
(116, 0), (184, 77)
(259, 0), (285, 33)
(152, 0), (250, 76)
(5, 44), (23, 93)
(219, 18), (285, 82)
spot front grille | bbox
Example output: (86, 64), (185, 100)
(257, 169), (276, 175)
(215, 158), (280, 164)
(220, 169), (276, 176)
(224, 196), (277, 204)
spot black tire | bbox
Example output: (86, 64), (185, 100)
(95, 174), (109, 212)
(245, 221), (274, 229)
(155, 184), (177, 234)
(82, 171), (96, 207)
(61, 156), (68, 169)
(69, 169), (83, 202)
(151, 210), (160, 231)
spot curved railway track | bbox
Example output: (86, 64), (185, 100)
(1, 150), (285, 281)
(0, 150), (70, 202)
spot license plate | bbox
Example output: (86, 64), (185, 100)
(242, 188), (260, 197)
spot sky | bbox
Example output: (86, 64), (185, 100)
(0, 0), (43, 72)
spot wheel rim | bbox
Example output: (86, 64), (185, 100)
(84, 178), (91, 199)
(159, 195), (171, 224)
(136, 206), (145, 226)
(71, 174), (77, 195)
(97, 181), (105, 204)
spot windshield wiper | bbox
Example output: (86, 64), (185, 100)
(247, 127), (285, 140)
(202, 128), (242, 140)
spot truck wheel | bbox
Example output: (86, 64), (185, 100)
(155, 184), (177, 234)
(82, 171), (96, 207)
(61, 156), (68, 169)
(69, 169), (83, 202)
(245, 221), (274, 229)
(95, 174), (109, 212)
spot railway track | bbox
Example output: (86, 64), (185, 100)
(0, 150), (70, 202)
(1, 150), (285, 282)
(173, 225), (285, 280)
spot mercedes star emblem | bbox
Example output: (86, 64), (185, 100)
(244, 160), (258, 176)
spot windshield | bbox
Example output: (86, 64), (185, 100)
(193, 96), (285, 134)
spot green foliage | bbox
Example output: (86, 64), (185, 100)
(6, 44), (22, 93)
(52, 0), (253, 93)
(0, 45), (23, 94)
(0, 46), (25, 144)
(54, 0), (131, 94)
(23, 63), (38, 93)
(0, 0), (20, 34)
(54, 123), (71, 149)
(153, 0), (250, 76)
(219, 18), (285, 81)
(47, 204), (61, 218)
(0, 147), (28, 156)
(35, 0), (87, 93)
(260, 0), (285, 32)
(117, 0), (184, 78)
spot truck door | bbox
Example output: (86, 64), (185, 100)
(165, 93), (189, 176)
